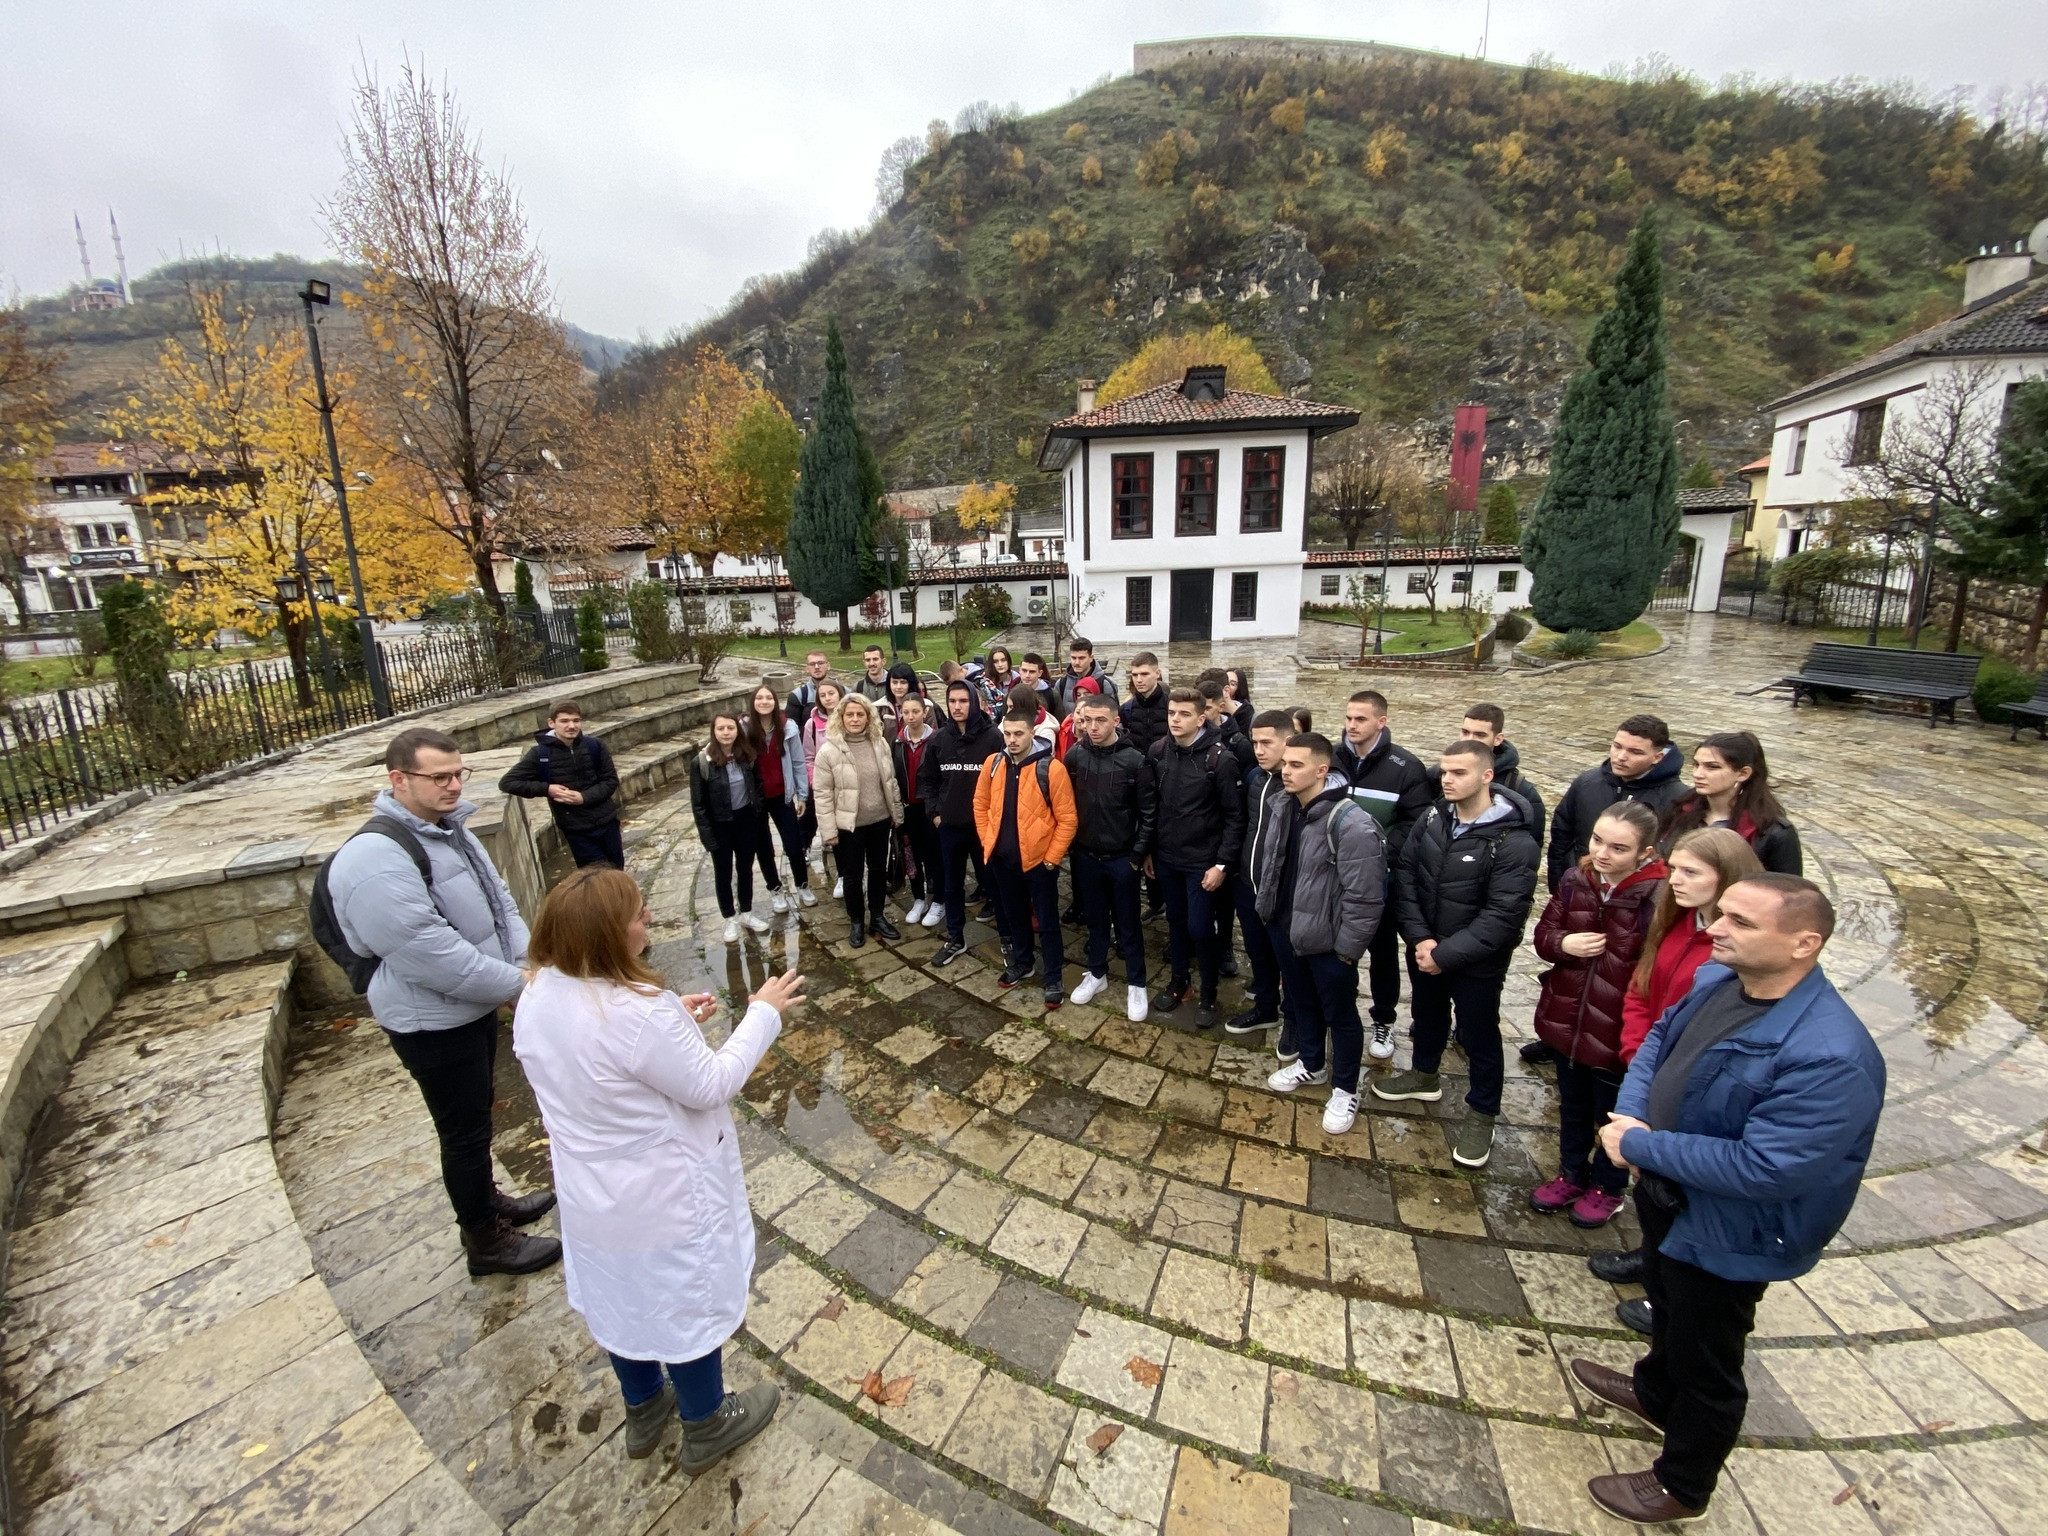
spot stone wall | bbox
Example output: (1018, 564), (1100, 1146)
(1926, 580), (2046, 668)
(1133, 35), (1510, 77)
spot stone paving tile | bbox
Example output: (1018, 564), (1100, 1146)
(747, 1256), (841, 1353)
(1936, 1437), (2048, 1536)
(784, 1463), (951, 1535)
(1151, 1180), (1243, 1256)
(1289, 1486), (1413, 1536)
(1755, 1348), (1917, 1439)
(1488, 1419), (1635, 1536)
(1859, 1338), (2025, 1432)
(1013, 1080), (1102, 1140)
(776, 1183), (874, 1256)
(893, 1246), (1003, 1334)
(1161, 1446), (1291, 1536)
(1056, 1307), (1175, 1415)
(893, 1084), (978, 1144)
(859, 1146), (954, 1213)
(1247, 1277), (1348, 1370)
(1227, 1142), (1310, 1205)
(1326, 1221), (1424, 1300)
(1752, 1277), (1839, 1340)
(1505, 1248), (1624, 1329)
(1727, 1448), (1883, 1536)
(1084, 1103), (1166, 1160)
(1265, 1367), (1380, 1490)
(1415, 1234), (1527, 1316)
(829, 1208), (940, 1301)
(1943, 1232), (2048, 1310)
(1074, 1159), (1168, 1226)
(1091, 1055), (1167, 1107)
(1390, 1172), (1488, 1236)
(1446, 1318), (1575, 1417)
(944, 1110), (1031, 1173)
(1221, 1088), (1295, 1146)
(921, 1170), (1015, 1244)
(1066, 1225), (1169, 1310)
(965, 1274), (1084, 1379)
(1376, 1397), (1511, 1523)
(1348, 1298), (1459, 1397)
(1238, 1203), (1328, 1278)
(869, 1329), (987, 1448)
(1792, 1257), (1926, 1335)
(1156, 1337), (1269, 1454)
(988, 1195), (1089, 1278)
(1152, 1075), (1227, 1128)
(785, 1298), (911, 1403)
(1051, 1409), (1179, 1536)
(941, 1370), (1075, 1502)
(1150, 1124), (1234, 1182)
(1150, 1250), (1253, 1340)
(1937, 1328), (2048, 1418)
(1834, 1447), (2005, 1536)
(1004, 1134), (1097, 1201)
(1305, 1158), (1397, 1224)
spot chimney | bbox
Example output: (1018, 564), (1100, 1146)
(1075, 378), (1097, 412)
(1181, 365), (1228, 402)
(1963, 242), (2034, 309)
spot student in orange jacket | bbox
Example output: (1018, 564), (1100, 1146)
(976, 686), (1079, 1009)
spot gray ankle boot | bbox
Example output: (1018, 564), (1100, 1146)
(679, 1383), (780, 1473)
(623, 1383), (675, 1459)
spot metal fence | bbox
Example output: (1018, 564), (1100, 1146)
(1715, 550), (1916, 633)
(0, 608), (587, 848)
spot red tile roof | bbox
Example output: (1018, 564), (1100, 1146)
(1038, 381), (1358, 467)
(35, 441), (204, 478)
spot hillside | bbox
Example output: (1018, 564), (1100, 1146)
(24, 256), (628, 439)
(624, 44), (2048, 504)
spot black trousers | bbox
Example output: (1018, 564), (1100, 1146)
(563, 820), (624, 868)
(760, 793), (809, 888)
(1556, 1057), (1629, 1194)
(1073, 848), (1146, 986)
(1405, 960), (1505, 1116)
(938, 822), (980, 945)
(836, 819), (893, 921)
(901, 806), (938, 901)
(990, 851), (1063, 986)
(1633, 1192), (1767, 1509)
(1229, 874), (1282, 1021)
(706, 807), (765, 917)
(385, 1012), (500, 1231)
(1366, 904), (1401, 1023)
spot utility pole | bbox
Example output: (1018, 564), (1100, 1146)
(300, 280), (393, 717)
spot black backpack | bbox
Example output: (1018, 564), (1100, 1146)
(308, 816), (434, 994)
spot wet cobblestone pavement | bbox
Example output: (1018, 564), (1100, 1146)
(190, 616), (2048, 1531)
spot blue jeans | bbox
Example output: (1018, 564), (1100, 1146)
(609, 1346), (723, 1420)
(1230, 875), (1282, 1022)
(938, 823), (981, 945)
(990, 852), (1063, 991)
(1272, 925), (1365, 1093)
(760, 793), (809, 888)
(1073, 848), (1146, 987)
(1158, 862), (1220, 996)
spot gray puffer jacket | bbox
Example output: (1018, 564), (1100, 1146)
(1258, 784), (1386, 962)
(327, 788), (529, 1033)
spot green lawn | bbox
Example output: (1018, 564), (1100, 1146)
(1522, 619), (1665, 661)
(1811, 624), (1981, 654)
(719, 626), (1003, 668)
(1, 643), (287, 698)
(1307, 608), (1492, 655)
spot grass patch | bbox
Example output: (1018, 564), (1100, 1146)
(719, 626), (1001, 668)
(1, 643), (287, 697)
(1522, 619), (1664, 661)
(1306, 608), (1492, 655)
(1809, 624), (1981, 655)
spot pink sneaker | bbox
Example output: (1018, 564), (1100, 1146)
(1530, 1176), (1588, 1213)
(1569, 1188), (1626, 1228)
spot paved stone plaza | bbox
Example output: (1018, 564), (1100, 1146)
(10, 612), (2048, 1535)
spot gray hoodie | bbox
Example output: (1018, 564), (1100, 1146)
(327, 787), (529, 1033)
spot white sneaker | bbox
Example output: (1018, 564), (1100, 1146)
(1126, 985), (1149, 1022)
(906, 899), (928, 925)
(771, 891), (789, 914)
(741, 912), (771, 933)
(833, 877), (844, 899)
(722, 918), (739, 944)
(1323, 1088), (1360, 1135)
(796, 887), (818, 907)
(921, 902), (945, 927)
(1071, 971), (1109, 1007)
(1268, 1059), (1331, 1094)
(1368, 1020), (1397, 1061)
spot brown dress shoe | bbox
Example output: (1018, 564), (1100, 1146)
(492, 1186), (558, 1226)
(1570, 1358), (1658, 1427)
(1588, 1469), (1707, 1525)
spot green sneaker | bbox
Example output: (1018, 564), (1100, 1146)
(1452, 1112), (1497, 1169)
(1371, 1069), (1442, 1103)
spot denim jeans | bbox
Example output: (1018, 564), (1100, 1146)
(1271, 926), (1365, 1092)
(1405, 958), (1506, 1116)
(990, 852), (1063, 990)
(1229, 874), (1282, 1021)
(1158, 862), (1220, 996)
(608, 1346), (724, 1420)
(759, 793), (809, 888)
(1072, 848), (1146, 986)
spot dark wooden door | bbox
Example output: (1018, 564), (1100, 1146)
(1169, 569), (1212, 642)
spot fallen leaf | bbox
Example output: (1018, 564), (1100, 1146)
(1085, 1422), (1123, 1455)
(240, 1443), (268, 1459)
(1124, 1356), (1163, 1388)
(1075, 1327), (1092, 1338)
(1920, 1420), (1954, 1433)
(1833, 1484), (1860, 1506)
(859, 1371), (914, 1408)
(329, 1017), (357, 1031)
(814, 1296), (846, 1322)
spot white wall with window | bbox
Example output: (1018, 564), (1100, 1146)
(1297, 559), (1529, 614)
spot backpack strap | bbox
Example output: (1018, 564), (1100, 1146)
(1324, 800), (1353, 862)
(356, 815), (433, 887)
(1036, 756), (1052, 804)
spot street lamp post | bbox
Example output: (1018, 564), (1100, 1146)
(878, 539), (900, 660)
(278, 550), (346, 731)
(300, 279), (392, 718)
(1374, 513), (1394, 657)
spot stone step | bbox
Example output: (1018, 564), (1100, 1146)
(0, 917), (128, 1212)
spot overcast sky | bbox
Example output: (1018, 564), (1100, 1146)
(5, 1), (2044, 340)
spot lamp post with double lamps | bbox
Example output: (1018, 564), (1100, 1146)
(877, 538), (900, 660)
(276, 550), (347, 731)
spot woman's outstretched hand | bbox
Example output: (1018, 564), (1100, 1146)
(678, 992), (719, 1023)
(750, 970), (807, 1017)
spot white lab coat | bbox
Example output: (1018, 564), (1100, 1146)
(512, 969), (782, 1362)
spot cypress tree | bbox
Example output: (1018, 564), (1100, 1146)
(513, 558), (536, 608)
(788, 320), (883, 649)
(1952, 379), (2048, 666)
(1522, 210), (1680, 632)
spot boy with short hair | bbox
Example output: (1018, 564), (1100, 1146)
(498, 700), (624, 867)
(975, 690), (1079, 1008)
(852, 645), (891, 701)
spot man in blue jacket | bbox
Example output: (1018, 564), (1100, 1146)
(1569, 873), (1884, 1527)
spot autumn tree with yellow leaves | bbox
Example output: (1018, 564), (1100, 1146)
(1095, 326), (1280, 405)
(119, 282), (464, 704)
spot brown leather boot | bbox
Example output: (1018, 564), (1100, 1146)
(1588, 1470), (1707, 1524)
(492, 1186), (558, 1226)
(1569, 1358), (1658, 1427)
(463, 1217), (562, 1276)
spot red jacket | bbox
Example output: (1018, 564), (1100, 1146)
(1619, 913), (1715, 1064)
(1532, 860), (1667, 1075)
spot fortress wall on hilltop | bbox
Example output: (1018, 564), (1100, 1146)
(1133, 34), (1511, 76)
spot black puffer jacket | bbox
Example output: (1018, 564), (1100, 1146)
(1427, 739), (1547, 854)
(1146, 726), (1246, 871)
(1394, 788), (1542, 977)
(688, 751), (763, 842)
(1547, 747), (1688, 891)
(917, 704), (1002, 828)
(498, 730), (620, 832)
(1239, 766), (1289, 892)
(1119, 685), (1170, 751)
(1334, 728), (1432, 865)
(1062, 737), (1157, 859)
(1659, 797), (1805, 877)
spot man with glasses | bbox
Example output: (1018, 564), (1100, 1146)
(326, 726), (560, 1278)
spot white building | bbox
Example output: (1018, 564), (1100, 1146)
(5, 443), (217, 620)
(1037, 368), (1358, 643)
(1758, 242), (2048, 557)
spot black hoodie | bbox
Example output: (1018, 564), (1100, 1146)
(1546, 745), (1688, 891)
(918, 693), (1002, 828)
(1395, 786), (1541, 976)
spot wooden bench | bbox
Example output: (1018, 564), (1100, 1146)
(2006, 677), (2048, 741)
(1781, 642), (1981, 728)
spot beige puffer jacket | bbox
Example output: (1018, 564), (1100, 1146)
(811, 724), (903, 836)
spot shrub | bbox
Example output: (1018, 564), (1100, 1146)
(1493, 608), (1532, 645)
(68, 612), (109, 680)
(958, 583), (1014, 628)
(1973, 657), (2038, 725)
(576, 596), (609, 671)
(625, 581), (679, 664)
(1550, 628), (1602, 659)
(513, 559), (536, 608)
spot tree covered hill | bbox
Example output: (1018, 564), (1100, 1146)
(621, 47), (2048, 504)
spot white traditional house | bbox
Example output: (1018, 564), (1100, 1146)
(1758, 240), (2048, 556)
(1036, 368), (1358, 642)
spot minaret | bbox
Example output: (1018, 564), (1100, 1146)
(108, 209), (130, 304)
(74, 213), (94, 285)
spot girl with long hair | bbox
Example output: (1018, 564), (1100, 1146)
(1661, 730), (1802, 875)
(803, 679), (847, 898)
(745, 680), (816, 910)
(513, 866), (804, 1472)
(980, 647), (1017, 714)
(1622, 826), (1764, 1062)
(881, 661), (924, 739)
(688, 712), (780, 943)
(1223, 667), (1255, 736)
(810, 693), (905, 947)
(1528, 800), (1667, 1229)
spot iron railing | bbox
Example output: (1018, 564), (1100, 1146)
(0, 608), (588, 848)
(1715, 550), (1916, 633)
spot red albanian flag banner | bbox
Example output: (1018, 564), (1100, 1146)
(1447, 403), (1487, 513)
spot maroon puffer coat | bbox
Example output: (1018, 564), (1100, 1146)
(1532, 860), (1667, 1075)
